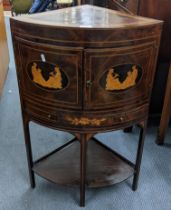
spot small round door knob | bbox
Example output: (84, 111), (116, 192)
(120, 117), (124, 121)
(86, 80), (93, 87)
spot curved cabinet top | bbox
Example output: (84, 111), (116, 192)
(11, 5), (161, 29)
(10, 5), (162, 48)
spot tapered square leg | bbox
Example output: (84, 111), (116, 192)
(132, 121), (147, 191)
(80, 134), (87, 207)
(23, 119), (35, 188)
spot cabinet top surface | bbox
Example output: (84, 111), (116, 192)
(12, 5), (162, 29)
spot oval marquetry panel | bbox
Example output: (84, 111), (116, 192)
(100, 64), (142, 92)
(27, 61), (68, 91)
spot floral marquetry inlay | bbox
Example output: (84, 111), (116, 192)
(65, 117), (107, 126)
(100, 64), (142, 91)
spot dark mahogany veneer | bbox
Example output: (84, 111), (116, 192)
(10, 5), (162, 206)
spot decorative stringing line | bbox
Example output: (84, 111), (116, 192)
(17, 43), (81, 105)
(86, 44), (154, 106)
(13, 31), (161, 44)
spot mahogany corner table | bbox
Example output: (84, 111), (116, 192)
(10, 5), (162, 206)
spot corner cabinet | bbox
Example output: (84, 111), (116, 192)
(10, 5), (162, 206)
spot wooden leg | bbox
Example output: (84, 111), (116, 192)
(80, 134), (87, 207)
(156, 64), (171, 145)
(23, 119), (35, 188)
(132, 121), (147, 191)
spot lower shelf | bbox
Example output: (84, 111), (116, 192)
(33, 139), (134, 188)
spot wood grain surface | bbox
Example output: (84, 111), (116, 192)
(10, 5), (162, 133)
(33, 139), (134, 188)
(10, 5), (162, 206)
(12, 5), (161, 28)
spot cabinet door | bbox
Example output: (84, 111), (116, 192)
(14, 38), (83, 111)
(0, 3), (9, 96)
(84, 42), (157, 112)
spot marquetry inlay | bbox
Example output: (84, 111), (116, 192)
(11, 5), (162, 206)
(100, 64), (142, 91)
(28, 61), (68, 90)
(65, 117), (107, 126)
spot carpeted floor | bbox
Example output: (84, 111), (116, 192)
(0, 15), (171, 210)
